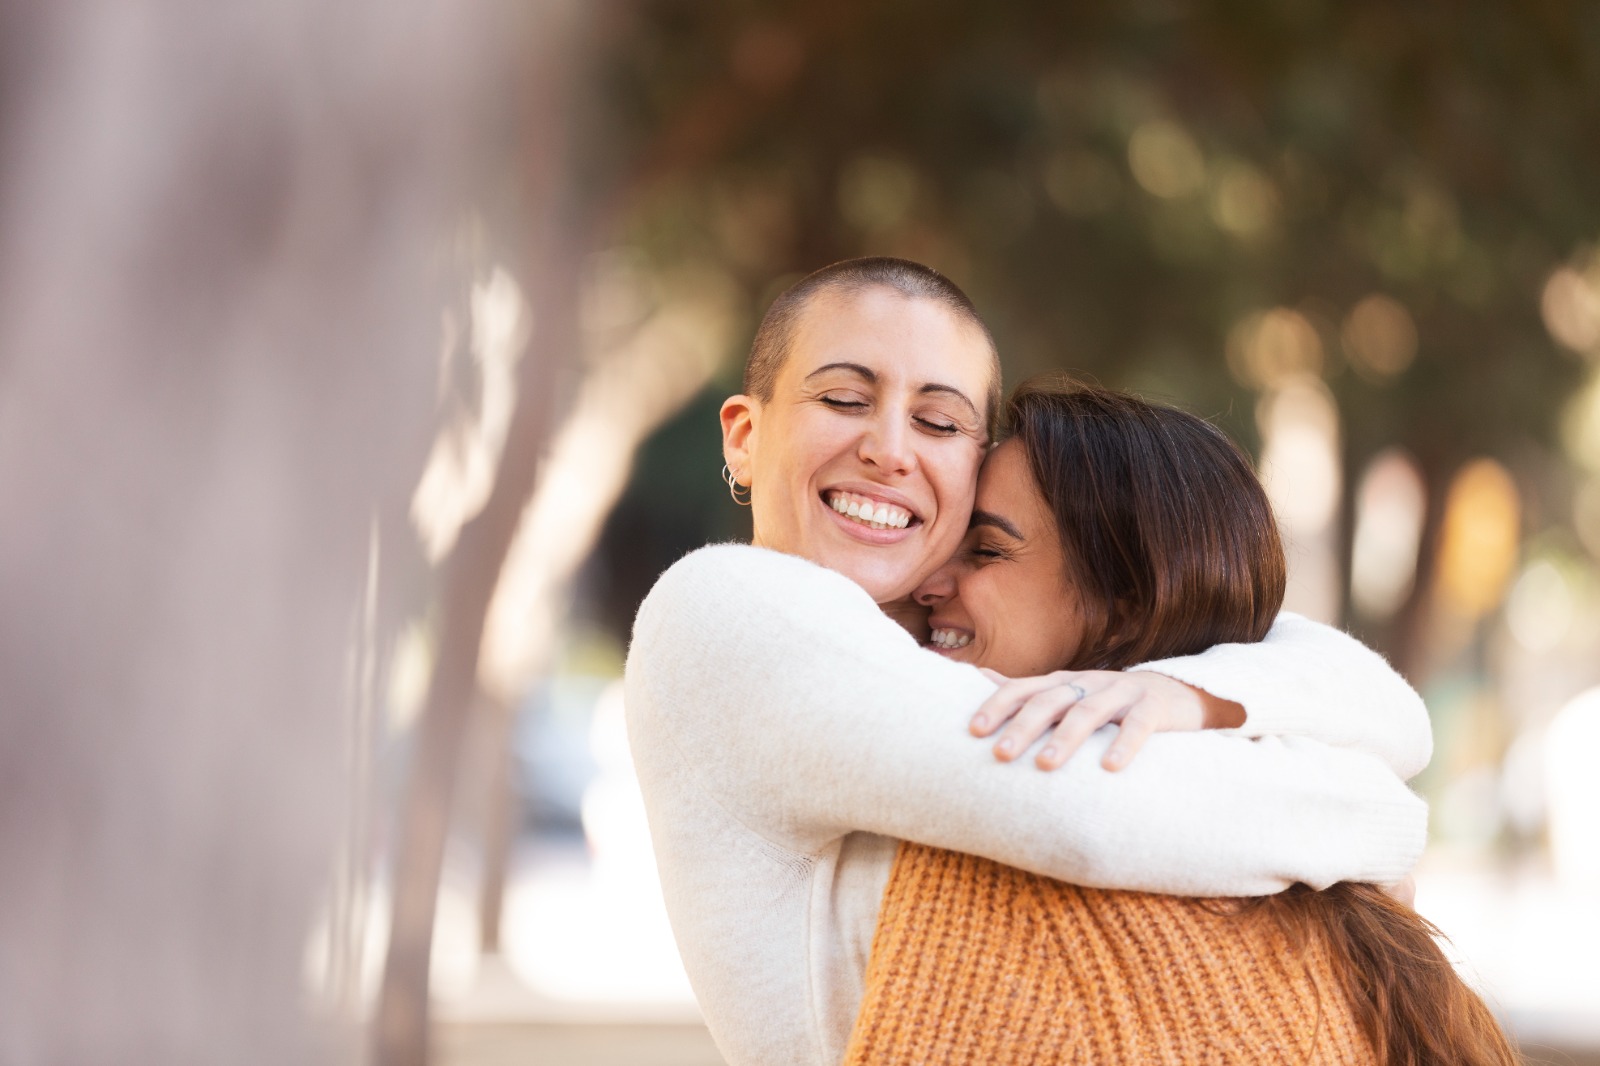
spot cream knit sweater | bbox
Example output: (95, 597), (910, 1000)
(624, 545), (1431, 1066)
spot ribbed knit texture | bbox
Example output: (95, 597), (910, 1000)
(845, 842), (1373, 1065)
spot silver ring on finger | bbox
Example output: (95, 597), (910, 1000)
(1067, 682), (1088, 702)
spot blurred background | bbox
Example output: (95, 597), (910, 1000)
(3, 1), (1598, 1064)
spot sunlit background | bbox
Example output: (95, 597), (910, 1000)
(4, 3), (1598, 1064)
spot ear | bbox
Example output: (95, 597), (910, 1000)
(719, 394), (760, 485)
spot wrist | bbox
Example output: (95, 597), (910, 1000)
(1198, 689), (1247, 729)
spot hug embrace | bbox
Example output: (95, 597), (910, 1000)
(625, 258), (1517, 1064)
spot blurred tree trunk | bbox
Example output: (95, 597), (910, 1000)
(373, 241), (587, 1066)
(0, 2), (514, 1062)
(475, 689), (518, 956)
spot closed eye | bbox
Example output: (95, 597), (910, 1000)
(819, 396), (868, 411)
(915, 416), (960, 435)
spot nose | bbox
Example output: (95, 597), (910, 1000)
(913, 559), (958, 607)
(858, 412), (916, 476)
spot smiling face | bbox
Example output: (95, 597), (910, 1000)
(720, 285), (994, 602)
(911, 438), (1086, 677)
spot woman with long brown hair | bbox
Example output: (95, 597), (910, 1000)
(843, 380), (1516, 1064)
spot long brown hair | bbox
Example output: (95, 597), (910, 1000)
(1004, 379), (1519, 1066)
(1004, 380), (1285, 671)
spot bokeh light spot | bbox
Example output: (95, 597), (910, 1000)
(1209, 161), (1278, 238)
(1506, 559), (1574, 653)
(1435, 458), (1521, 620)
(1546, 687), (1600, 887)
(1226, 307), (1324, 390)
(1258, 376), (1341, 529)
(1350, 449), (1426, 619)
(1342, 293), (1418, 380)
(1575, 477), (1600, 560)
(1543, 264), (1600, 357)
(1128, 119), (1206, 199)
(1563, 370), (1600, 473)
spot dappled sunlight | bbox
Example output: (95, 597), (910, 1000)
(1127, 119), (1206, 200)
(1542, 260), (1600, 358)
(478, 263), (739, 703)
(1415, 853), (1600, 1044)
(411, 265), (532, 564)
(1226, 307), (1324, 390)
(1505, 560), (1576, 655)
(1577, 477), (1600, 558)
(496, 844), (697, 1011)
(1413, 690), (1600, 1038)
(14, 3), (1599, 1061)
(1547, 687), (1600, 888)
(1257, 376), (1342, 621)
(1435, 459), (1520, 622)
(1341, 293), (1418, 381)
(1350, 449), (1426, 621)
(1564, 369), (1600, 473)
(1207, 159), (1279, 241)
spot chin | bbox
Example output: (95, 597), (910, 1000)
(830, 554), (919, 603)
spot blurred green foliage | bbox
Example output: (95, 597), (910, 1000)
(587, 0), (1600, 638)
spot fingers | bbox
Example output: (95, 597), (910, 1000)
(1035, 681), (1138, 769)
(968, 670), (1210, 770)
(969, 673), (1063, 736)
(1100, 709), (1159, 771)
(992, 685), (1103, 762)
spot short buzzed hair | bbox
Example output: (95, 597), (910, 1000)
(744, 257), (1003, 438)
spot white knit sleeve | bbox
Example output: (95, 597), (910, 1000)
(626, 544), (1426, 895)
(1127, 613), (1433, 780)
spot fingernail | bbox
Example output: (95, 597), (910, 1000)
(996, 739), (1013, 755)
(1040, 746), (1057, 762)
(971, 715), (987, 730)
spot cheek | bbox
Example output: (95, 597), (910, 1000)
(987, 582), (1074, 674)
(927, 450), (981, 520)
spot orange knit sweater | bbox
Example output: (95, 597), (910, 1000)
(843, 842), (1375, 1064)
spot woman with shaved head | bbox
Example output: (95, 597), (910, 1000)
(626, 259), (1433, 1066)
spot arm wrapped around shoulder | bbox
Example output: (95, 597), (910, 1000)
(1131, 612), (1433, 781)
(626, 544), (1429, 894)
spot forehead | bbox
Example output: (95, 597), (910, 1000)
(975, 440), (1047, 528)
(780, 286), (995, 397)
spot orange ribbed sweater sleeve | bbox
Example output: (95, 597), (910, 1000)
(844, 842), (1375, 1065)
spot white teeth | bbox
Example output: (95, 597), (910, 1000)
(929, 628), (972, 649)
(827, 492), (917, 531)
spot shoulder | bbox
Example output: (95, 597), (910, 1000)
(628, 542), (916, 694)
(1265, 611), (1321, 637)
(650, 542), (856, 591)
(637, 542), (876, 628)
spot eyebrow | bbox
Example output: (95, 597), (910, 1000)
(970, 509), (1023, 540)
(804, 362), (981, 423)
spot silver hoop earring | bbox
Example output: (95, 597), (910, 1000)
(721, 464), (751, 507)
